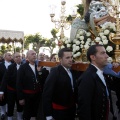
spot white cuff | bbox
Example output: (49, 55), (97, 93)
(0, 92), (4, 94)
(46, 116), (53, 120)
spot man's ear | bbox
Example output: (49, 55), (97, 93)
(90, 55), (95, 61)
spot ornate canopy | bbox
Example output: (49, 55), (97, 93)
(0, 30), (24, 43)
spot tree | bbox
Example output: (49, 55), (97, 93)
(25, 33), (46, 56)
(45, 38), (57, 55)
(0, 45), (6, 54)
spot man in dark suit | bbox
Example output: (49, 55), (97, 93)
(0, 52), (23, 120)
(77, 44), (110, 120)
(42, 48), (78, 120)
(17, 50), (42, 120)
(0, 52), (12, 120)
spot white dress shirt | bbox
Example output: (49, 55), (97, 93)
(92, 64), (109, 96)
(0, 61), (11, 94)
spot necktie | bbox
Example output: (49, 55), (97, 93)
(67, 69), (74, 91)
(103, 74), (110, 120)
(101, 72), (109, 97)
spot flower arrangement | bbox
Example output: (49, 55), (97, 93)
(61, 21), (116, 59)
(94, 22), (116, 57)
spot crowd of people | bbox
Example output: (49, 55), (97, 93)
(0, 45), (119, 120)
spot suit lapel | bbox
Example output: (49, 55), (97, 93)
(89, 64), (106, 87)
(59, 65), (73, 89)
(2, 62), (6, 70)
(27, 63), (36, 77)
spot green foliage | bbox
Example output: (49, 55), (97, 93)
(24, 33), (46, 55)
(0, 45), (6, 54)
(6, 45), (12, 51)
(76, 4), (84, 18)
(51, 29), (59, 39)
(16, 47), (21, 52)
(66, 15), (73, 22)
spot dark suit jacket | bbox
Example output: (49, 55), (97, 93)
(77, 64), (109, 120)
(0, 63), (18, 92)
(16, 62), (42, 100)
(42, 65), (78, 118)
(0, 62), (6, 85)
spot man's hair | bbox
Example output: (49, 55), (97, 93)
(58, 48), (72, 58)
(87, 44), (103, 62)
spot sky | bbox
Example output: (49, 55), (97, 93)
(0, 0), (81, 38)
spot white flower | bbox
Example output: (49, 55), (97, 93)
(91, 42), (95, 45)
(84, 44), (89, 49)
(103, 40), (108, 45)
(101, 36), (107, 41)
(72, 44), (76, 48)
(107, 57), (113, 63)
(73, 54), (76, 58)
(76, 46), (80, 51)
(106, 46), (113, 52)
(76, 34), (80, 38)
(99, 32), (104, 37)
(65, 40), (69, 44)
(101, 25), (106, 30)
(73, 39), (77, 43)
(95, 37), (101, 42)
(99, 41), (103, 45)
(61, 45), (65, 49)
(81, 41), (84, 44)
(80, 36), (84, 40)
(73, 48), (77, 53)
(76, 52), (81, 57)
(75, 41), (80, 45)
(86, 41), (90, 45)
(80, 44), (83, 48)
(86, 32), (91, 37)
(79, 30), (84, 35)
(67, 44), (71, 47)
(87, 38), (91, 42)
(104, 29), (110, 35)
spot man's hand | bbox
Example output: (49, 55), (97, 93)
(0, 94), (4, 101)
(19, 99), (25, 105)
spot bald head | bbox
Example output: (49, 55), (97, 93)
(13, 52), (22, 64)
(3, 52), (12, 62)
(26, 50), (37, 64)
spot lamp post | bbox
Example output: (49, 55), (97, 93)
(49, 0), (77, 46)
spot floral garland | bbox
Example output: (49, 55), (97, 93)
(61, 21), (116, 59)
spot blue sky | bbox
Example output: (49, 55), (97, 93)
(0, 0), (81, 38)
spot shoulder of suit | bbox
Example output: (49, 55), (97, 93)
(50, 65), (61, 72)
(8, 63), (16, 68)
(0, 61), (4, 65)
(18, 62), (28, 70)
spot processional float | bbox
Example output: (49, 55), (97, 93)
(39, 0), (120, 72)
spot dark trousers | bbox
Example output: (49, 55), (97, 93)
(7, 90), (23, 116)
(37, 94), (46, 120)
(0, 92), (7, 106)
(23, 92), (41, 120)
(52, 106), (76, 120)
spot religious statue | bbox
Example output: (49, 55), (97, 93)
(70, 0), (116, 41)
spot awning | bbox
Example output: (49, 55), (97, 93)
(0, 30), (24, 43)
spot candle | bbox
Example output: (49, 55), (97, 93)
(116, 0), (119, 9)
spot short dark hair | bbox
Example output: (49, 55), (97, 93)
(87, 45), (104, 62)
(58, 48), (72, 58)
